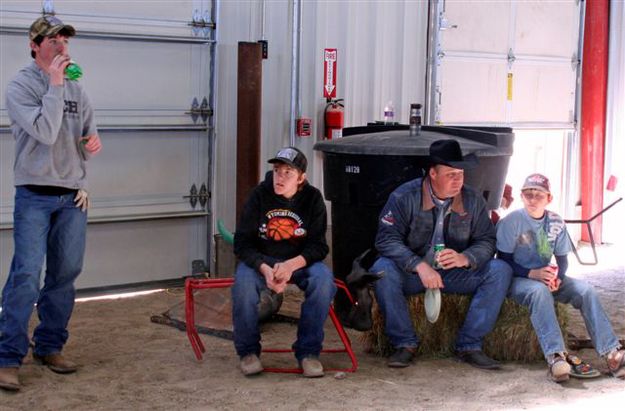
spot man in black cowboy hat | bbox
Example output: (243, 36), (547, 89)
(371, 139), (512, 370)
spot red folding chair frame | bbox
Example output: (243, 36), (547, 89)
(185, 277), (358, 373)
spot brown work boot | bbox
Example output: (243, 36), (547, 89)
(33, 353), (78, 374)
(388, 347), (417, 368)
(0, 367), (20, 391)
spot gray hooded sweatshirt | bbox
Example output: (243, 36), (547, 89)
(6, 61), (97, 189)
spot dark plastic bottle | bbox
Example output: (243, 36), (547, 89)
(409, 103), (422, 136)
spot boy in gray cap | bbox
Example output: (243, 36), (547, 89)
(0, 15), (102, 391)
(497, 173), (624, 382)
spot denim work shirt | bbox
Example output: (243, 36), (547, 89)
(375, 177), (496, 273)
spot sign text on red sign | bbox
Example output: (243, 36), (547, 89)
(324, 48), (337, 99)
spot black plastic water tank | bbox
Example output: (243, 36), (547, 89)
(314, 125), (514, 321)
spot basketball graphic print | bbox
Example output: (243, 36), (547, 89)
(266, 217), (297, 241)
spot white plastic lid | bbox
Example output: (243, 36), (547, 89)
(424, 288), (441, 323)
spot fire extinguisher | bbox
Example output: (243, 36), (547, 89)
(324, 98), (344, 140)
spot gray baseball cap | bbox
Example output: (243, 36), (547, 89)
(268, 147), (307, 173)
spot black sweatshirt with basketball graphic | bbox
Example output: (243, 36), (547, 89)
(234, 171), (329, 271)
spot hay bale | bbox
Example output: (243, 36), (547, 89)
(363, 294), (568, 362)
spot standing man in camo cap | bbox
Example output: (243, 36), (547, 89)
(0, 15), (102, 391)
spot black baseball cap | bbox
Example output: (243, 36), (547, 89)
(268, 147), (307, 173)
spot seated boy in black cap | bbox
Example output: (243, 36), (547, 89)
(231, 146), (336, 378)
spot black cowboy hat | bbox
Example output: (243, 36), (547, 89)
(429, 139), (478, 170)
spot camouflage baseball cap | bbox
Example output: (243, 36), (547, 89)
(29, 15), (76, 41)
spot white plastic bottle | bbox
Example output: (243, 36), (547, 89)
(383, 101), (395, 125)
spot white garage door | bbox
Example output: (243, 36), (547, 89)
(428, 0), (581, 127)
(425, 0), (583, 217)
(0, 0), (215, 290)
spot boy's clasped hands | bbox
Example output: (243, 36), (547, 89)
(529, 265), (561, 292)
(260, 262), (295, 294)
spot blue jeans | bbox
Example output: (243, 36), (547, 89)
(372, 257), (512, 351)
(508, 276), (620, 358)
(0, 187), (86, 368)
(231, 260), (336, 361)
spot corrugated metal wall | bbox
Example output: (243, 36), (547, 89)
(213, 0), (428, 234)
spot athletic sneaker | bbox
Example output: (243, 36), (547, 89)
(239, 354), (263, 376)
(547, 353), (571, 383)
(300, 357), (324, 378)
(606, 347), (625, 379)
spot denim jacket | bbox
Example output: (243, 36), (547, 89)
(375, 177), (496, 273)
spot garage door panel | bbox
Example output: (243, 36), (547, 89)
(75, 40), (203, 114)
(512, 63), (576, 123)
(0, 34), (29, 88)
(0, 3), (44, 28)
(514, 0), (580, 57)
(0, 36), (34, 127)
(432, 0), (580, 127)
(439, 59), (508, 123)
(89, 131), (208, 219)
(0, 219), (204, 290)
(0, 1), (42, 12)
(0, 232), (14, 287)
(0, 131), (208, 224)
(77, 219), (203, 289)
(441, 0), (510, 53)
(0, 136), (14, 223)
(88, 132), (197, 196)
(0, 39), (212, 128)
(1, 1), (213, 39)
(53, 0), (201, 24)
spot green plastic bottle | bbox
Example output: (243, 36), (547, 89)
(65, 61), (83, 81)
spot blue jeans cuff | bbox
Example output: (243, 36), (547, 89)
(0, 360), (21, 368)
(455, 344), (482, 352)
(396, 344), (418, 350)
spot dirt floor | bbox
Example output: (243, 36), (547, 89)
(1, 245), (624, 410)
